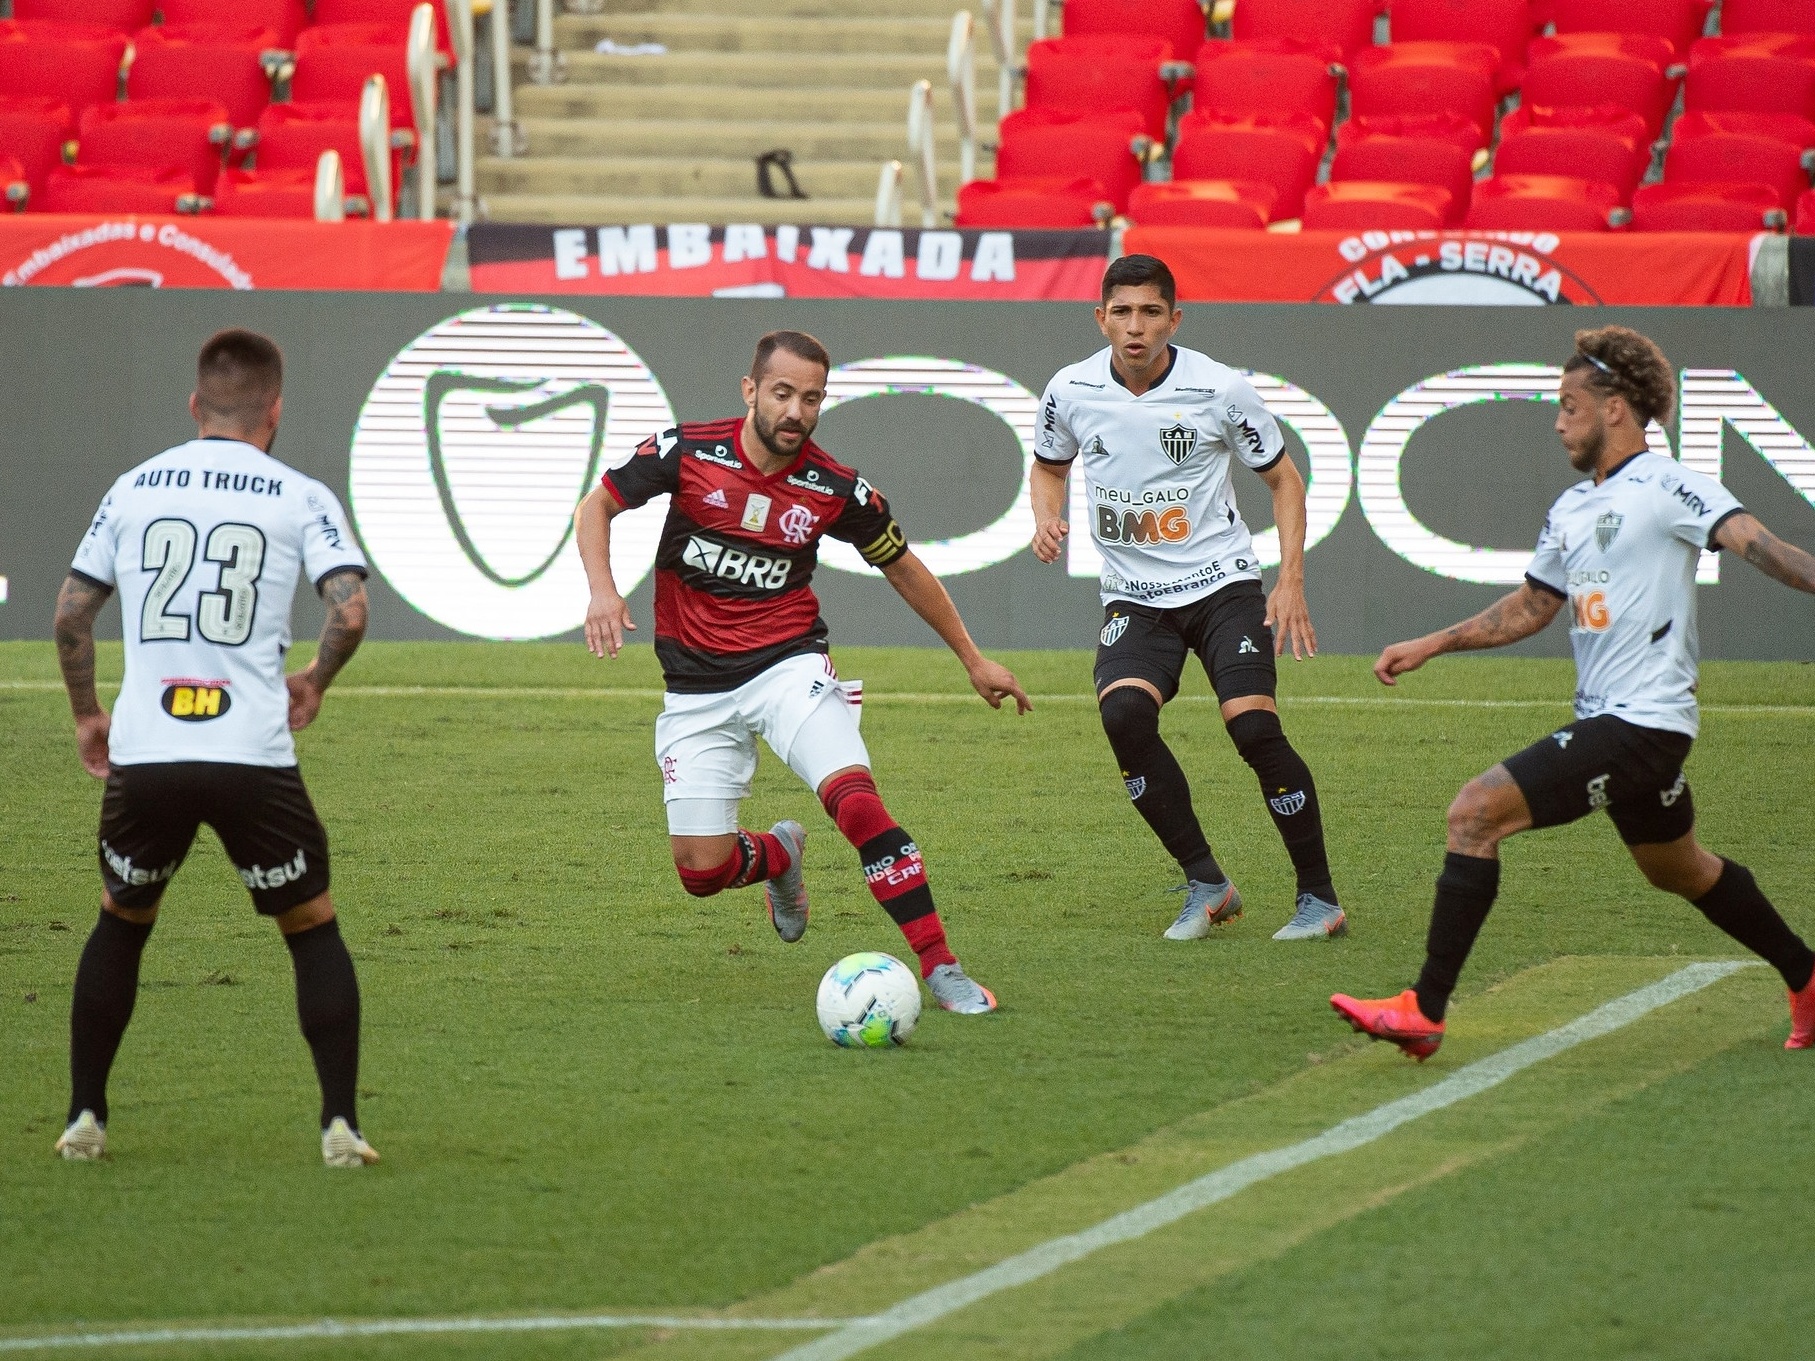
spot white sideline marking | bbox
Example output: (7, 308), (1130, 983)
(2, 680), (1810, 715)
(0, 1313), (867, 1353)
(772, 961), (1757, 1361)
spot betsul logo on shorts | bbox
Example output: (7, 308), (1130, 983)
(347, 305), (677, 640)
(161, 681), (231, 721)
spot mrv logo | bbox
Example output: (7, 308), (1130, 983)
(680, 536), (793, 589)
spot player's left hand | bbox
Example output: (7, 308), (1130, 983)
(969, 658), (1032, 714)
(287, 665), (325, 731)
(74, 710), (110, 779)
(1266, 580), (1317, 660)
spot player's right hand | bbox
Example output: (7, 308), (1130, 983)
(74, 711), (110, 779)
(1374, 639), (1434, 686)
(585, 592), (636, 659)
(1031, 516), (1069, 564)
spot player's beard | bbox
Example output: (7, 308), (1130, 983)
(753, 407), (814, 461)
(1565, 420), (1604, 473)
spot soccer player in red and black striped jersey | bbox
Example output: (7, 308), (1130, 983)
(573, 330), (1030, 1014)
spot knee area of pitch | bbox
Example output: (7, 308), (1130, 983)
(1446, 782), (1509, 849)
(1098, 687), (1162, 745)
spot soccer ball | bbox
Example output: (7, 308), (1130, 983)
(816, 952), (922, 1048)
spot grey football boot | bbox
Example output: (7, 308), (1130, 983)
(764, 820), (809, 943)
(1272, 892), (1348, 941)
(1163, 879), (1244, 940)
(926, 962), (998, 1014)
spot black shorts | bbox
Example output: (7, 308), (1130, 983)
(1501, 716), (1695, 847)
(98, 762), (332, 914)
(1094, 580), (1276, 704)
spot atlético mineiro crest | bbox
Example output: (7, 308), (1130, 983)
(1159, 423), (1198, 465)
(1269, 791), (1307, 816)
(1101, 615), (1129, 647)
(1595, 512), (1624, 552)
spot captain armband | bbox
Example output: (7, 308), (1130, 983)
(859, 521), (909, 566)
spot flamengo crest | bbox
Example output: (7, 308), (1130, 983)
(1159, 423), (1198, 465)
(1595, 512), (1624, 551)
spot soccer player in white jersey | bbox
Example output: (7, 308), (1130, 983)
(1334, 325), (1815, 1060)
(51, 330), (379, 1166)
(1030, 254), (1346, 943)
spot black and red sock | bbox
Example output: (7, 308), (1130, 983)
(676, 829), (792, 897)
(823, 770), (957, 977)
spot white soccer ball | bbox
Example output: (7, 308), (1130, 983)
(816, 952), (922, 1048)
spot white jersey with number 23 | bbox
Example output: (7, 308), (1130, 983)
(70, 437), (368, 768)
(1037, 344), (1286, 608)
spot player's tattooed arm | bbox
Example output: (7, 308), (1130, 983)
(288, 569), (368, 731)
(1374, 583), (1562, 686)
(1716, 513), (1815, 595)
(53, 573), (114, 778)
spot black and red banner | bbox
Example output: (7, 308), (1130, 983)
(0, 215), (454, 290)
(1124, 226), (1760, 305)
(466, 223), (1111, 300)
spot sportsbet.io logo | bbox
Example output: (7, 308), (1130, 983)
(347, 305), (677, 640)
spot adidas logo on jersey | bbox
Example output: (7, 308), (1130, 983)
(680, 535), (792, 589)
(703, 488), (729, 509)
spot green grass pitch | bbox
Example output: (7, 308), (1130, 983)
(1, 640), (1811, 1359)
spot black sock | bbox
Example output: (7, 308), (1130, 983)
(284, 918), (362, 1131)
(1414, 852), (1501, 1023)
(1099, 688), (1225, 885)
(68, 909), (155, 1126)
(1693, 858), (1815, 992)
(1226, 709), (1335, 902)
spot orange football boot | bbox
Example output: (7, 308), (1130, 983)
(1331, 988), (1445, 1061)
(1786, 971), (1815, 1051)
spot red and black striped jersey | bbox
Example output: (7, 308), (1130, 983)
(602, 417), (910, 692)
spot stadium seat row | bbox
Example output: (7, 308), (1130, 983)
(956, 0), (1815, 233)
(0, 1), (440, 218)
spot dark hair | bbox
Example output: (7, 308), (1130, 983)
(1564, 325), (1675, 427)
(1100, 254), (1177, 307)
(195, 328), (283, 429)
(750, 329), (831, 383)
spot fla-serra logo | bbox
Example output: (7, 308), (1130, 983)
(1316, 232), (1600, 305)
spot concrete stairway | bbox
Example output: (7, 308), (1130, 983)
(480, 0), (1034, 226)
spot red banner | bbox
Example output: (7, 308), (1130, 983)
(0, 216), (454, 290)
(467, 223), (1109, 300)
(1124, 227), (1759, 306)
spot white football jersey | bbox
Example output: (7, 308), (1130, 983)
(1525, 451), (1743, 739)
(70, 437), (367, 767)
(1037, 345), (1286, 607)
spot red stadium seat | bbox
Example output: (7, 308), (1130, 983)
(313, 0), (454, 63)
(1495, 108), (1651, 200)
(1388, 0), (1531, 95)
(244, 101), (383, 200)
(1126, 180), (1276, 228)
(1335, 110), (1484, 154)
(2, 154), (27, 210)
(1349, 43), (1499, 145)
(1551, 0), (1712, 62)
(1724, 0), (1815, 37)
(1303, 181), (1453, 229)
(1330, 134), (1473, 221)
(292, 23), (421, 132)
(156, 0), (307, 46)
(211, 166), (322, 217)
(1797, 187), (1815, 233)
(1064, 0), (1206, 62)
(129, 25), (278, 131)
(39, 162), (198, 213)
(1630, 180), (1787, 230)
(1662, 129), (1811, 211)
(0, 95), (73, 199)
(0, 21), (129, 120)
(1193, 41), (1339, 137)
(1231, 0), (1377, 62)
(954, 176), (1110, 228)
(1464, 175), (1624, 230)
(995, 107), (1147, 213)
(1685, 40), (1815, 121)
(11, 0), (154, 31)
(1172, 112), (1324, 219)
(1523, 37), (1675, 138)
(1024, 35), (1175, 139)
(77, 99), (231, 195)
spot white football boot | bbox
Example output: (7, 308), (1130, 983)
(1163, 879), (1244, 940)
(322, 1117), (380, 1168)
(54, 1110), (106, 1161)
(1273, 893), (1348, 941)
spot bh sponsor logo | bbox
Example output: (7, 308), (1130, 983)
(161, 682), (231, 721)
(239, 850), (308, 892)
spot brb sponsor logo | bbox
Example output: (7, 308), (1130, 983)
(346, 308), (1815, 638)
(680, 535), (793, 589)
(161, 680), (231, 721)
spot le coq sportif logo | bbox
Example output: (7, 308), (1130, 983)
(347, 305), (677, 640)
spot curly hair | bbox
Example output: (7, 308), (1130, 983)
(1564, 325), (1675, 427)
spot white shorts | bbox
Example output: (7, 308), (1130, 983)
(656, 652), (867, 837)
